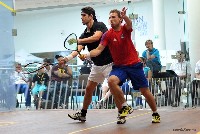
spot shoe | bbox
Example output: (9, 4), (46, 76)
(16, 99), (19, 108)
(26, 106), (30, 110)
(152, 113), (160, 123)
(68, 112), (86, 122)
(117, 114), (126, 124)
(119, 105), (133, 117)
(127, 105), (133, 114)
(96, 101), (102, 109)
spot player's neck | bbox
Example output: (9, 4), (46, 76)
(112, 25), (121, 31)
(86, 20), (94, 31)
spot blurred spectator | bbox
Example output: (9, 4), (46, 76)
(191, 59), (200, 107)
(14, 62), (31, 109)
(142, 40), (162, 75)
(169, 51), (191, 107)
(31, 64), (49, 109)
(170, 51), (191, 78)
(50, 55), (72, 108)
(195, 60), (200, 79)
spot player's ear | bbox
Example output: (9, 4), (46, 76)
(120, 18), (123, 23)
(90, 14), (93, 19)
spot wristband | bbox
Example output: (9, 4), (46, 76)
(66, 54), (73, 61)
(86, 52), (90, 59)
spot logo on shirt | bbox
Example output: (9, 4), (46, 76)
(113, 38), (117, 42)
(121, 34), (124, 38)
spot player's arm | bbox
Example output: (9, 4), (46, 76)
(90, 44), (105, 57)
(80, 44), (105, 60)
(78, 31), (103, 44)
(121, 7), (132, 30)
(64, 45), (84, 62)
(31, 75), (36, 89)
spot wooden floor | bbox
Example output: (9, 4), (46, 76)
(0, 107), (200, 134)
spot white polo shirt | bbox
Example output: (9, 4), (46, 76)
(170, 61), (191, 76)
(195, 60), (200, 74)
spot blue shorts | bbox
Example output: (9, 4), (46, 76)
(32, 84), (47, 95)
(109, 62), (148, 90)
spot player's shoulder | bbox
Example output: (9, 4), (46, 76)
(106, 28), (113, 34)
(94, 22), (107, 28)
(102, 30), (112, 39)
(95, 21), (106, 26)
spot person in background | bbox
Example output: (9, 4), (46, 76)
(195, 59), (200, 79)
(43, 58), (52, 79)
(169, 51), (191, 107)
(14, 62), (31, 110)
(142, 40), (162, 75)
(50, 55), (72, 108)
(170, 51), (191, 79)
(31, 64), (49, 109)
(191, 59), (200, 107)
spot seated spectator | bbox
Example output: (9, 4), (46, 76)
(191, 59), (200, 107)
(31, 64), (49, 109)
(170, 51), (191, 79)
(195, 59), (200, 79)
(169, 51), (191, 107)
(14, 62), (31, 110)
(142, 40), (162, 75)
(50, 55), (72, 108)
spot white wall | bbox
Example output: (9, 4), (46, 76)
(14, 0), (183, 64)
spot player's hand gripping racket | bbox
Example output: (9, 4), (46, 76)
(64, 33), (84, 59)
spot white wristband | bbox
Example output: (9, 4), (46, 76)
(86, 52), (90, 59)
(66, 54), (73, 61)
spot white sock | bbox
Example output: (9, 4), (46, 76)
(122, 102), (128, 107)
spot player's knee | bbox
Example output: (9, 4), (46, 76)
(108, 76), (119, 86)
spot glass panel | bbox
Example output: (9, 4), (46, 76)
(0, 0), (15, 111)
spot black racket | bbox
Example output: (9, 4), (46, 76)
(64, 33), (82, 56)
(23, 62), (55, 74)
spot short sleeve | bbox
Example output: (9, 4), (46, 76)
(96, 22), (108, 33)
(142, 51), (147, 59)
(152, 49), (159, 57)
(100, 31), (109, 47)
(195, 61), (200, 73)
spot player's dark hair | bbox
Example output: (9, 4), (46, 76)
(81, 6), (98, 22)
